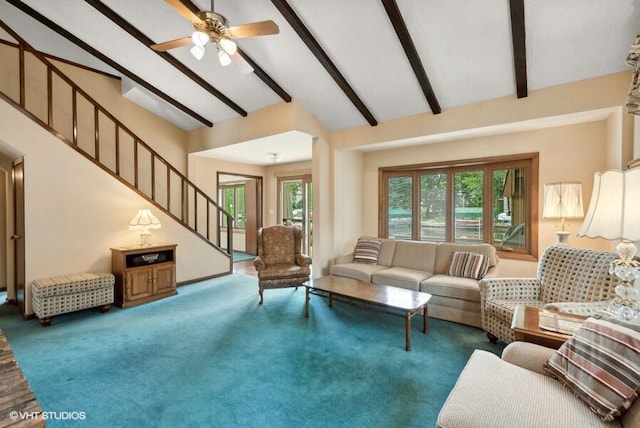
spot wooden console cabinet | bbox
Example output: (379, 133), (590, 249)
(111, 243), (177, 308)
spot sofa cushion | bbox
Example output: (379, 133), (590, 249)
(372, 267), (433, 291)
(434, 243), (497, 274)
(421, 274), (481, 302)
(545, 314), (640, 421)
(330, 263), (388, 282)
(437, 350), (616, 428)
(447, 251), (489, 280)
(353, 238), (382, 264)
(391, 240), (437, 272)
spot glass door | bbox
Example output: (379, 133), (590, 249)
(279, 175), (312, 256)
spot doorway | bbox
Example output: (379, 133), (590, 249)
(217, 172), (263, 257)
(279, 175), (312, 256)
(13, 158), (25, 316)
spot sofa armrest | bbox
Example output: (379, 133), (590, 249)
(254, 256), (265, 271)
(333, 252), (354, 265)
(501, 342), (556, 376)
(478, 277), (541, 302)
(295, 254), (312, 267)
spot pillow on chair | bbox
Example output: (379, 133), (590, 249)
(544, 313), (640, 421)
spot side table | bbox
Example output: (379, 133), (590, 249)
(510, 305), (570, 349)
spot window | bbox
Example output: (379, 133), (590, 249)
(380, 153), (538, 260)
(219, 184), (245, 229)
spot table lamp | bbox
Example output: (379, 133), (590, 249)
(577, 163), (640, 320)
(128, 208), (161, 246)
(542, 181), (584, 245)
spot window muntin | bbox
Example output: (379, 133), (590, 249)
(380, 154), (538, 259)
(219, 184), (245, 230)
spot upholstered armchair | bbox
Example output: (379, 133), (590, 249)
(254, 225), (312, 304)
(479, 245), (618, 344)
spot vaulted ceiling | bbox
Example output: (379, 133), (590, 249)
(1, 0), (639, 164)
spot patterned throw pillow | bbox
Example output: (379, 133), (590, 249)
(544, 313), (640, 421)
(447, 251), (489, 279)
(353, 239), (382, 264)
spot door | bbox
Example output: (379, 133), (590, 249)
(244, 179), (259, 255)
(280, 175), (313, 256)
(12, 158), (26, 317)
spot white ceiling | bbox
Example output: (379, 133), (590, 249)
(1, 0), (639, 165)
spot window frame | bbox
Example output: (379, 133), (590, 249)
(218, 183), (246, 230)
(379, 153), (539, 261)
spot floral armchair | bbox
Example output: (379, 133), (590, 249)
(254, 225), (312, 305)
(479, 245), (618, 344)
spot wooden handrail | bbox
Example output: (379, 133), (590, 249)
(0, 19), (233, 257)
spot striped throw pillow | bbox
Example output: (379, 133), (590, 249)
(447, 252), (489, 279)
(353, 239), (382, 264)
(544, 313), (640, 421)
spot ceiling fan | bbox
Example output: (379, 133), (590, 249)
(151, 0), (279, 74)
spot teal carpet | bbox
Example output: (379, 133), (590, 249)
(0, 275), (504, 427)
(233, 251), (255, 262)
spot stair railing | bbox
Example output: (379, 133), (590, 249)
(0, 19), (232, 259)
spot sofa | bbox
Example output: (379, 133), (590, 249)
(437, 315), (640, 428)
(479, 245), (618, 344)
(331, 238), (498, 328)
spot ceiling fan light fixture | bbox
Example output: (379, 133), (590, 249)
(218, 37), (237, 55)
(191, 30), (210, 47)
(190, 44), (206, 61)
(218, 49), (232, 66)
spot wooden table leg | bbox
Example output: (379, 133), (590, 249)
(405, 312), (411, 351)
(423, 306), (428, 334)
(304, 286), (310, 318)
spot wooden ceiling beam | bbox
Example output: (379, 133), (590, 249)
(4, 0), (213, 128)
(271, 0), (378, 127)
(381, 0), (441, 115)
(84, 0), (248, 117)
(509, 0), (528, 98)
(177, 0), (291, 103)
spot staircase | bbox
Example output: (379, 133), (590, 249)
(0, 20), (232, 261)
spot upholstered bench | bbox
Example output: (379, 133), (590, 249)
(31, 272), (115, 326)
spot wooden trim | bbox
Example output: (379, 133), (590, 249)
(381, 0), (441, 114)
(379, 153), (539, 260)
(509, 0), (528, 98)
(271, 0), (378, 126)
(3, 1), (213, 127)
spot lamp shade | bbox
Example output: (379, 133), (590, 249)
(128, 209), (161, 230)
(577, 168), (640, 241)
(542, 182), (584, 219)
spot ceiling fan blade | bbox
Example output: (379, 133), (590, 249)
(228, 20), (279, 38)
(230, 53), (254, 74)
(150, 37), (192, 52)
(164, 0), (202, 23)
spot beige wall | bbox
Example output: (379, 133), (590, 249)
(187, 72), (634, 279)
(359, 121), (614, 276)
(0, 99), (230, 315)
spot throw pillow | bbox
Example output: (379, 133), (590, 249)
(447, 251), (489, 279)
(544, 313), (640, 421)
(353, 238), (382, 264)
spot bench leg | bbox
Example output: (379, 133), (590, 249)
(100, 304), (111, 313)
(39, 317), (52, 327)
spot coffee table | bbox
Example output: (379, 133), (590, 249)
(304, 276), (432, 351)
(510, 305), (571, 349)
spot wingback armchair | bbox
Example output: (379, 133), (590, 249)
(479, 245), (618, 344)
(254, 225), (312, 304)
